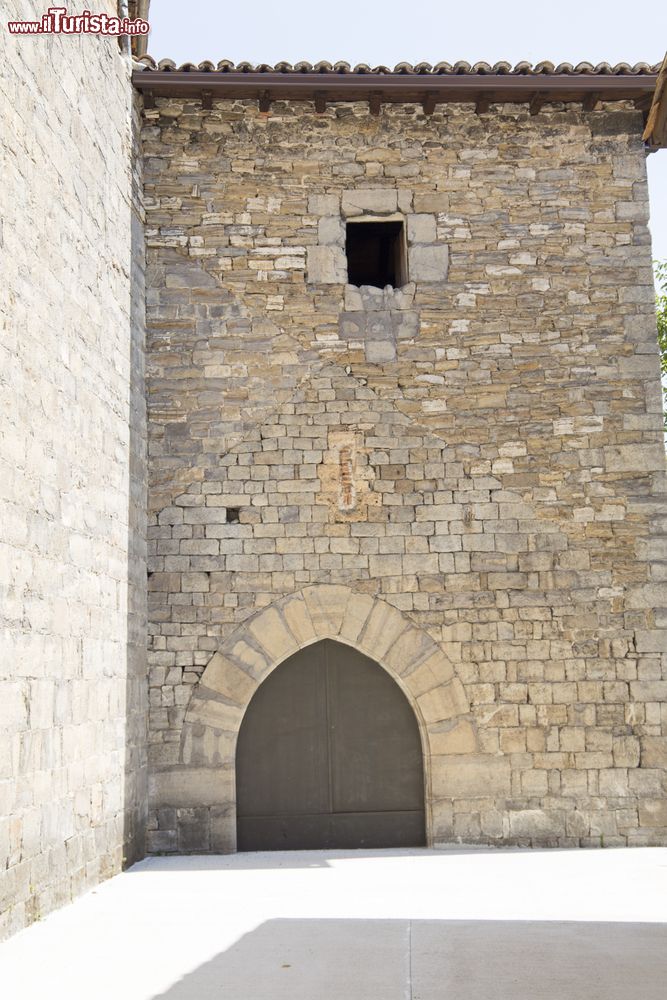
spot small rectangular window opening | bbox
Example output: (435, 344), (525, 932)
(226, 507), (241, 523)
(346, 220), (406, 289)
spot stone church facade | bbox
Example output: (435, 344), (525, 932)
(2, 0), (666, 937)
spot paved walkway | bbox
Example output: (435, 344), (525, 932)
(1, 847), (667, 999)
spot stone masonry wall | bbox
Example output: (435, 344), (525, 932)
(142, 95), (667, 851)
(0, 3), (146, 937)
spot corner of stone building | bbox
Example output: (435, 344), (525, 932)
(0, 4), (147, 939)
(122, 87), (149, 869)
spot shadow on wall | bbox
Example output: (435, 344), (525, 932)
(123, 100), (148, 869)
(151, 917), (667, 1000)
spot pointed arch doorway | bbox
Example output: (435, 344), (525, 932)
(236, 639), (426, 851)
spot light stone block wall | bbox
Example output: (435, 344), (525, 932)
(0, 2), (147, 938)
(142, 96), (667, 851)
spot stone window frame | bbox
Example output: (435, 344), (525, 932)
(306, 187), (449, 289)
(344, 213), (409, 291)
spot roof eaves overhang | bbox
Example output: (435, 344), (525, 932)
(643, 51), (667, 150)
(132, 67), (658, 118)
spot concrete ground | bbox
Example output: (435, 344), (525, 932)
(1, 847), (666, 1000)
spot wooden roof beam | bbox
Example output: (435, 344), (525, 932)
(133, 70), (657, 104)
(529, 91), (547, 116)
(422, 93), (437, 116)
(643, 51), (667, 149)
(582, 92), (601, 112)
(475, 93), (492, 115)
(369, 91), (382, 116)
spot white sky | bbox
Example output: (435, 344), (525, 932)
(147, 0), (667, 261)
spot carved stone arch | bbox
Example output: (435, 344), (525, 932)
(179, 585), (477, 849)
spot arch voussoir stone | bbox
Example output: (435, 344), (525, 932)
(301, 584), (352, 637)
(185, 584), (472, 745)
(245, 604), (297, 666)
(198, 652), (257, 707)
(279, 591), (318, 646)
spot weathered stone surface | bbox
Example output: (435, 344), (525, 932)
(341, 188), (398, 216)
(247, 606), (296, 662)
(365, 338), (397, 363)
(308, 193), (340, 216)
(199, 654), (255, 706)
(408, 244), (449, 282)
(638, 799), (667, 828)
(404, 652), (454, 694)
(302, 585), (351, 637)
(407, 213), (437, 244)
(508, 809), (566, 840)
(358, 602), (410, 660)
(1, 5), (146, 940)
(280, 595), (317, 647)
(209, 809), (236, 852)
(142, 95), (666, 857)
(318, 216), (345, 246)
(149, 769), (235, 809)
(429, 720), (478, 755)
(641, 738), (667, 768)
(306, 246), (347, 283)
(417, 680), (469, 724)
(186, 697), (243, 732)
(338, 593), (375, 645)
(431, 755), (512, 797)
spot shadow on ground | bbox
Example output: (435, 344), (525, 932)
(131, 845), (576, 873)
(152, 917), (667, 1000)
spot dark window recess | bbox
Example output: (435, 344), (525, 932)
(226, 507), (241, 523)
(345, 220), (406, 289)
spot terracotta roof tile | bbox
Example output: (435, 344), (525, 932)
(135, 58), (661, 76)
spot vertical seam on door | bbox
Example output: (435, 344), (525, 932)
(324, 640), (335, 816)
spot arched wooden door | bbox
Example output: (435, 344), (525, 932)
(236, 639), (425, 850)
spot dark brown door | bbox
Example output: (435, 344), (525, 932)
(236, 639), (425, 851)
